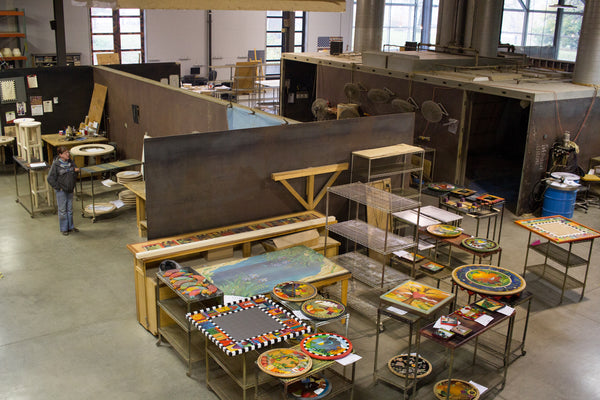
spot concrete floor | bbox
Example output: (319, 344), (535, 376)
(1, 168), (600, 400)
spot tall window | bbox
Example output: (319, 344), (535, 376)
(352, 0), (439, 50)
(501, 0), (584, 61)
(265, 11), (306, 79)
(90, 8), (144, 65)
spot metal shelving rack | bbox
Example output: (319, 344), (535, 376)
(324, 182), (422, 321)
(155, 272), (223, 377)
(350, 143), (426, 200)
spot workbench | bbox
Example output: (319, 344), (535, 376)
(41, 133), (108, 162)
(127, 211), (339, 334)
(515, 215), (600, 303)
(420, 301), (516, 399)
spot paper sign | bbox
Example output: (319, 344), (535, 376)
(43, 100), (53, 113)
(386, 306), (407, 315)
(475, 314), (494, 326)
(27, 75), (38, 88)
(497, 305), (515, 316)
(336, 353), (361, 366)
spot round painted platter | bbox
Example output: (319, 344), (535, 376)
(427, 224), (462, 238)
(434, 379), (480, 400)
(256, 348), (313, 378)
(428, 183), (456, 192)
(301, 299), (346, 320)
(452, 264), (526, 296)
(461, 237), (500, 253)
(287, 376), (332, 399)
(272, 281), (317, 302)
(300, 333), (353, 360)
(388, 354), (432, 379)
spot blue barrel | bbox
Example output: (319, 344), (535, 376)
(542, 184), (578, 218)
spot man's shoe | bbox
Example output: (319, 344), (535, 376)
(62, 231), (69, 236)
(71, 228), (79, 233)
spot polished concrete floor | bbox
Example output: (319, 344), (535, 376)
(1, 168), (600, 400)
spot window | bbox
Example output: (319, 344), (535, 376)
(500, 0), (584, 61)
(265, 11), (306, 79)
(90, 8), (144, 65)
(352, 0), (439, 51)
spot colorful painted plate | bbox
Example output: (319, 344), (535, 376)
(452, 264), (526, 296)
(427, 224), (462, 238)
(461, 237), (500, 253)
(434, 379), (480, 400)
(287, 376), (332, 399)
(301, 299), (346, 320)
(257, 348), (313, 378)
(388, 354), (432, 379)
(273, 281), (317, 302)
(300, 333), (352, 360)
(428, 183), (456, 192)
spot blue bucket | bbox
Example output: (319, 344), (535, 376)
(542, 184), (578, 218)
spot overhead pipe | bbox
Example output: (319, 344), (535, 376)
(353, 0), (385, 52)
(573, 0), (600, 86)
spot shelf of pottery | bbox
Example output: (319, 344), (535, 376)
(0, 10), (28, 68)
(14, 118), (53, 209)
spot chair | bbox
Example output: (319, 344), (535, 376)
(233, 61), (260, 96)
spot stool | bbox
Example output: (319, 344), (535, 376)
(13, 118), (35, 158)
(30, 169), (53, 209)
(18, 121), (44, 163)
(579, 173), (600, 210)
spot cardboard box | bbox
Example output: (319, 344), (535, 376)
(262, 229), (320, 252)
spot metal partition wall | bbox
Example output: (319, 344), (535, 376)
(144, 113), (415, 239)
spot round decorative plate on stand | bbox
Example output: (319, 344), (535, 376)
(427, 224), (462, 238)
(434, 379), (480, 400)
(452, 264), (526, 297)
(70, 144), (114, 157)
(272, 281), (317, 302)
(388, 354), (432, 379)
(301, 299), (346, 320)
(287, 376), (332, 399)
(300, 333), (352, 360)
(84, 202), (116, 215)
(256, 348), (312, 378)
(461, 237), (500, 253)
(428, 183), (456, 192)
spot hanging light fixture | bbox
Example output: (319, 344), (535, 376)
(549, 1), (577, 9)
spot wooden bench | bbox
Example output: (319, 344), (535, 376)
(127, 211), (337, 334)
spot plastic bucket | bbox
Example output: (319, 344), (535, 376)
(542, 184), (578, 218)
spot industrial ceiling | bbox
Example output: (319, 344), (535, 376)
(72, 0), (346, 12)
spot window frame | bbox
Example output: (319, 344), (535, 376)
(265, 11), (306, 80)
(90, 8), (145, 65)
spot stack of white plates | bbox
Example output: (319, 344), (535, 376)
(116, 170), (142, 184)
(118, 189), (137, 206)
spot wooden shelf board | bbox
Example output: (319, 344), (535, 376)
(0, 10), (25, 16)
(0, 32), (25, 37)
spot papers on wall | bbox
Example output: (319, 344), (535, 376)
(1, 80), (16, 102)
(5, 111), (15, 123)
(30, 95), (43, 116)
(27, 75), (38, 88)
(43, 100), (53, 113)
